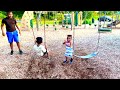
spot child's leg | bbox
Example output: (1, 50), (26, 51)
(70, 58), (73, 64)
(69, 54), (73, 64)
(43, 50), (49, 57)
(66, 56), (68, 61)
(63, 56), (68, 63)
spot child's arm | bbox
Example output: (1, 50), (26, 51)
(34, 40), (36, 44)
(63, 40), (66, 44)
(32, 45), (37, 54)
(66, 41), (72, 47)
(70, 41), (73, 48)
(42, 45), (47, 53)
(44, 44), (47, 50)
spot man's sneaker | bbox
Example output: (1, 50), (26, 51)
(19, 50), (23, 55)
(10, 50), (14, 55)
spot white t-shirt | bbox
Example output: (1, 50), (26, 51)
(33, 44), (47, 56)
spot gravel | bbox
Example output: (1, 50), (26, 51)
(0, 26), (120, 79)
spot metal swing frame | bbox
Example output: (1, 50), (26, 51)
(32, 11), (49, 57)
(72, 11), (100, 59)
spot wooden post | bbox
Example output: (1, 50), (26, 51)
(80, 11), (82, 26)
(78, 11), (82, 26)
(78, 12), (80, 26)
(71, 12), (74, 31)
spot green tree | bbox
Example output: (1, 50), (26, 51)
(82, 11), (94, 19)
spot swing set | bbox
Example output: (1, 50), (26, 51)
(71, 12), (99, 59)
(31, 11), (49, 57)
(31, 11), (106, 59)
(98, 11), (113, 32)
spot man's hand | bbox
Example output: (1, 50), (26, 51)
(1, 23), (5, 36)
(16, 24), (21, 36)
(2, 32), (5, 36)
(19, 31), (21, 36)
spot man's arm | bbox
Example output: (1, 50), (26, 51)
(16, 23), (20, 30)
(16, 24), (21, 35)
(15, 19), (21, 35)
(1, 23), (5, 36)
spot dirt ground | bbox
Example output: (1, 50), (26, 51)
(0, 26), (120, 79)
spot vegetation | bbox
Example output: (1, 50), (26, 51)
(0, 11), (119, 25)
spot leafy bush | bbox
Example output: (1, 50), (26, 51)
(82, 11), (94, 19)
(49, 15), (54, 20)
(0, 11), (6, 19)
(56, 13), (63, 21)
(0, 14), (6, 18)
(89, 21), (92, 25)
(82, 19), (89, 24)
(82, 19), (93, 25)
(59, 21), (62, 24)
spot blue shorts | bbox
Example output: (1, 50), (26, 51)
(6, 30), (20, 43)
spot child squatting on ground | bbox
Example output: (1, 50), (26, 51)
(63, 35), (73, 64)
(33, 37), (49, 57)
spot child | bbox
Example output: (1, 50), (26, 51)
(63, 35), (73, 64)
(33, 37), (48, 57)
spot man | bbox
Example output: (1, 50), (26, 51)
(1, 11), (23, 55)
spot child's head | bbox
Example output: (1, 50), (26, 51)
(7, 11), (13, 18)
(67, 35), (72, 42)
(36, 37), (43, 44)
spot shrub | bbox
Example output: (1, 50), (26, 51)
(0, 12), (6, 19)
(89, 21), (92, 25)
(59, 21), (62, 24)
(82, 19), (89, 24)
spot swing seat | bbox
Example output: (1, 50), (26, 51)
(98, 27), (112, 32)
(74, 52), (98, 59)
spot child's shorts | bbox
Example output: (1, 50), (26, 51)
(64, 52), (73, 58)
(6, 30), (20, 43)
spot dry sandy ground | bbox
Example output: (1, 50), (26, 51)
(0, 26), (120, 79)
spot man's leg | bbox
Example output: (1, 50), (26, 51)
(6, 32), (14, 55)
(13, 30), (23, 54)
(16, 42), (23, 55)
(16, 42), (21, 51)
(10, 42), (14, 55)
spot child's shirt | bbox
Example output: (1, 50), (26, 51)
(65, 41), (73, 53)
(64, 41), (73, 57)
(33, 44), (47, 56)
